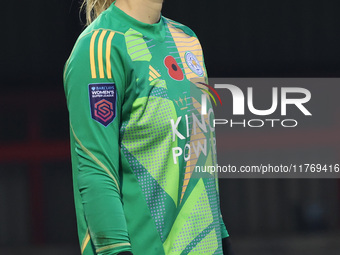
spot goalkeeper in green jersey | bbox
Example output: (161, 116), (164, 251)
(64, 0), (234, 254)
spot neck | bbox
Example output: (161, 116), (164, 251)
(115, 0), (163, 24)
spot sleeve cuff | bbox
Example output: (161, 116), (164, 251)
(220, 221), (229, 238)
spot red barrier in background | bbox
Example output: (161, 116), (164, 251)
(0, 91), (70, 244)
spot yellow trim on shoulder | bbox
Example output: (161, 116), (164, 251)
(71, 124), (121, 193)
(90, 30), (99, 79)
(98, 30), (108, 78)
(106, 32), (115, 79)
(81, 229), (91, 254)
(64, 29), (124, 83)
(96, 242), (131, 253)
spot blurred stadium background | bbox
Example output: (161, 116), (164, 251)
(1, 0), (340, 254)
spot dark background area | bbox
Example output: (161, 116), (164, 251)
(1, 0), (340, 254)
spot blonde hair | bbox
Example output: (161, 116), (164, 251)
(81, 0), (115, 25)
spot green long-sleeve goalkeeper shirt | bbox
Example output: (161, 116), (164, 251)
(64, 3), (229, 255)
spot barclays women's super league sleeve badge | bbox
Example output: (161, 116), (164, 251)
(88, 83), (117, 127)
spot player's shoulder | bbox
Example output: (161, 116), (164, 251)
(64, 19), (125, 76)
(74, 23), (124, 54)
(70, 6), (130, 57)
(163, 17), (198, 38)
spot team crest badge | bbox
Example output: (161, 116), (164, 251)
(89, 83), (116, 127)
(185, 51), (204, 77)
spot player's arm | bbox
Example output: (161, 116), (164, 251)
(64, 30), (132, 255)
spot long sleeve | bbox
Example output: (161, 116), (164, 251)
(220, 216), (229, 239)
(64, 29), (132, 255)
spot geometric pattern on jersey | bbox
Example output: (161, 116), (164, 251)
(121, 95), (179, 206)
(181, 179), (222, 255)
(121, 145), (168, 242)
(149, 65), (167, 89)
(189, 229), (218, 255)
(150, 78), (167, 89)
(149, 85), (169, 100)
(181, 120), (205, 203)
(184, 177), (222, 255)
(180, 96), (211, 203)
(163, 179), (214, 255)
(181, 222), (214, 255)
(124, 28), (153, 61)
(166, 23), (205, 80)
(149, 65), (161, 81)
(205, 178), (223, 255)
(205, 149), (219, 191)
